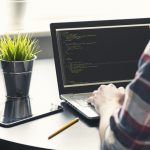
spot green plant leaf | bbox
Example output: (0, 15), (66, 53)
(0, 34), (41, 61)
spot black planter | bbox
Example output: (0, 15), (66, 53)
(1, 56), (36, 123)
(3, 97), (32, 123)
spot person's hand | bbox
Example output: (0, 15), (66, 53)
(88, 84), (125, 115)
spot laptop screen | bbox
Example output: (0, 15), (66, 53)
(55, 24), (149, 88)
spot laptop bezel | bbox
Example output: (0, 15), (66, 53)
(50, 18), (150, 95)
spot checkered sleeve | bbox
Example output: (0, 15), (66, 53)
(102, 41), (150, 150)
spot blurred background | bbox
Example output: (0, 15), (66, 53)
(0, 0), (150, 58)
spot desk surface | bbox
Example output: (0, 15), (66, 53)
(0, 59), (100, 150)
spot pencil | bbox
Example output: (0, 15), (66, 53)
(48, 117), (79, 139)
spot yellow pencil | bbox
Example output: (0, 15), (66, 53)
(48, 117), (79, 139)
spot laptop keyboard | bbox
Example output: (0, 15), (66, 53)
(77, 100), (90, 107)
(64, 93), (92, 107)
(61, 92), (99, 118)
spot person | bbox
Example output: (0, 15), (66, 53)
(89, 41), (150, 150)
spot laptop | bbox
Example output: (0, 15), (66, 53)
(50, 18), (150, 120)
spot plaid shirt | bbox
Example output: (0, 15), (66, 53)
(103, 41), (150, 150)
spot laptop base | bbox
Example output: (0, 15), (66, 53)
(61, 93), (99, 120)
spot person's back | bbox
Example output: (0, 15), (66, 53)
(89, 41), (150, 150)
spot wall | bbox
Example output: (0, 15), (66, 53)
(36, 36), (53, 59)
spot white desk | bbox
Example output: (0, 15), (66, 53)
(0, 59), (100, 150)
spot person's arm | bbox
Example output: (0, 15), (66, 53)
(89, 84), (125, 149)
(89, 41), (150, 150)
(99, 102), (119, 138)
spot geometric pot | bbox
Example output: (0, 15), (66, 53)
(0, 56), (36, 123)
(3, 97), (32, 123)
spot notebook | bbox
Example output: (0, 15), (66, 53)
(50, 18), (150, 120)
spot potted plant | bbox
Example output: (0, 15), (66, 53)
(0, 34), (40, 124)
